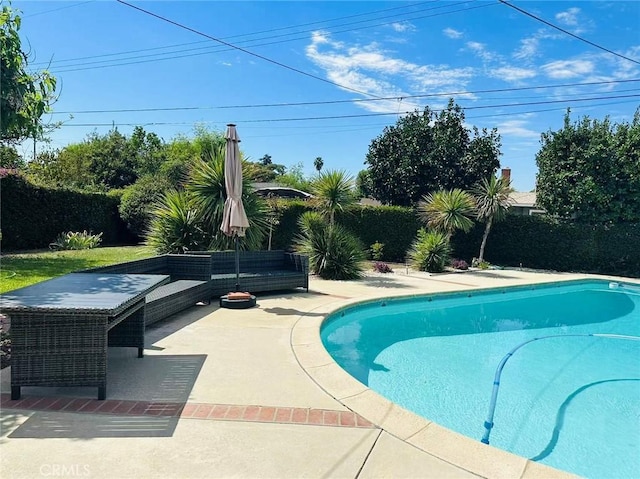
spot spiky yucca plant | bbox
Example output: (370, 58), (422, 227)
(408, 228), (452, 273)
(145, 189), (208, 254)
(187, 146), (268, 251)
(310, 170), (356, 226)
(418, 189), (476, 236)
(295, 211), (365, 280)
(472, 176), (513, 263)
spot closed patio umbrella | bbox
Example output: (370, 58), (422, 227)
(220, 125), (254, 307)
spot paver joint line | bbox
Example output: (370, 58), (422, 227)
(0, 394), (377, 429)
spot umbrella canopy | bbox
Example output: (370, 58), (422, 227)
(220, 124), (250, 237)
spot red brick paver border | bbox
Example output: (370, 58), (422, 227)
(0, 394), (375, 429)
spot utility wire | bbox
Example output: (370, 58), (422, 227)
(24, 1), (95, 19)
(498, 0), (640, 65)
(115, 0), (385, 99)
(32, 0), (437, 66)
(59, 93), (640, 126)
(49, 78), (640, 115)
(51, 2), (492, 74)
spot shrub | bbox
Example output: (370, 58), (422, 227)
(119, 175), (171, 238)
(451, 259), (469, 270)
(370, 241), (385, 260)
(50, 231), (103, 250)
(372, 261), (393, 273)
(295, 211), (365, 280)
(472, 257), (491, 269)
(408, 229), (451, 273)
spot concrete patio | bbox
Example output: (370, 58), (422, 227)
(0, 267), (597, 479)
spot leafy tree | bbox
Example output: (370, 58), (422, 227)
(0, 145), (23, 169)
(161, 135), (198, 186)
(0, 4), (57, 145)
(86, 129), (137, 189)
(536, 109), (640, 223)
(365, 99), (501, 206)
(418, 189), (475, 236)
(119, 175), (172, 237)
(313, 156), (324, 172)
(245, 160), (286, 182)
(276, 162), (313, 192)
(129, 126), (166, 177)
(355, 169), (373, 199)
(259, 154), (272, 165)
(472, 176), (513, 263)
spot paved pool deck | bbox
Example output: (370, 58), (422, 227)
(2, 267), (619, 479)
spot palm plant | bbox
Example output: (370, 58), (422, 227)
(407, 228), (452, 273)
(311, 169), (356, 226)
(187, 146), (268, 251)
(472, 176), (513, 263)
(418, 189), (476, 236)
(145, 189), (208, 254)
(295, 211), (365, 280)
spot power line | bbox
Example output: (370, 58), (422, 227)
(24, 1), (95, 19)
(115, 0), (389, 99)
(51, 2), (492, 74)
(58, 93), (640, 126)
(49, 78), (640, 115)
(498, 0), (640, 66)
(32, 1), (437, 66)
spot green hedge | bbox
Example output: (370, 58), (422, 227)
(452, 215), (640, 277)
(1, 174), (134, 250)
(270, 203), (639, 277)
(267, 202), (421, 262)
(337, 205), (422, 261)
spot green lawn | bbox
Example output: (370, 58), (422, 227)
(0, 246), (156, 294)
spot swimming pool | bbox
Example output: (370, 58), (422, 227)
(321, 280), (640, 479)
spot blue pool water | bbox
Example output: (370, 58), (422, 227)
(321, 280), (640, 478)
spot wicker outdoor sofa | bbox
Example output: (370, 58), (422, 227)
(192, 250), (309, 296)
(81, 254), (212, 326)
(82, 250), (308, 323)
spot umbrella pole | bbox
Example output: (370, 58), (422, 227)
(234, 234), (240, 292)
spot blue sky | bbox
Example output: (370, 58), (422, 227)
(13, 0), (640, 192)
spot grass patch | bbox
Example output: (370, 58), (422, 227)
(0, 246), (155, 293)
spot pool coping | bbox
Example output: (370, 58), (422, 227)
(291, 274), (639, 479)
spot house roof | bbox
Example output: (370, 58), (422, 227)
(509, 191), (537, 208)
(251, 183), (313, 199)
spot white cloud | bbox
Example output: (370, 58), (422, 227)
(496, 120), (540, 139)
(466, 41), (500, 62)
(514, 37), (540, 60)
(555, 7), (580, 26)
(390, 22), (416, 33)
(490, 66), (537, 82)
(305, 31), (474, 113)
(443, 28), (463, 39)
(541, 59), (595, 79)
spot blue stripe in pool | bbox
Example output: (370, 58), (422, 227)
(321, 280), (640, 478)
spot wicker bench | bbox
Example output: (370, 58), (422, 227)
(203, 250), (309, 296)
(81, 255), (212, 325)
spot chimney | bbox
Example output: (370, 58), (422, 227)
(501, 167), (511, 182)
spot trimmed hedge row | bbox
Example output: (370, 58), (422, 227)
(452, 215), (640, 277)
(1, 174), (134, 250)
(269, 202), (640, 277)
(266, 202), (421, 261)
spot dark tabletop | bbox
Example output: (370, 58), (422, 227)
(0, 273), (170, 315)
